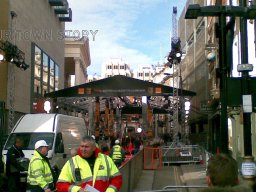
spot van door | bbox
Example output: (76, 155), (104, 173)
(50, 132), (66, 173)
(50, 117), (84, 170)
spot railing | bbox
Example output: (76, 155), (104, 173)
(119, 149), (143, 192)
(161, 145), (205, 165)
(136, 185), (207, 192)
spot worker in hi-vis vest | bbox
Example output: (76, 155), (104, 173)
(56, 136), (122, 192)
(27, 140), (56, 192)
(110, 140), (125, 167)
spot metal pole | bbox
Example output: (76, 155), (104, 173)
(219, 13), (229, 153)
(240, 0), (252, 156)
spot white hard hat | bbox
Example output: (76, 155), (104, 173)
(91, 135), (95, 139)
(35, 140), (49, 149)
(115, 140), (120, 144)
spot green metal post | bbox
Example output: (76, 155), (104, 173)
(219, 13), (229, 153)
(240, 0), (252, 156)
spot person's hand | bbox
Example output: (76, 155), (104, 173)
(44, 189), (51, 192)
(78, 189), (89, 192)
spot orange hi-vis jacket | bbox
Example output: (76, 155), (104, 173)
(56, 148), (122, 192)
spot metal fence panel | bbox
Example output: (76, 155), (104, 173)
(161, 145), (204, 165)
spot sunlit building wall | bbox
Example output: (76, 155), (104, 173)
(0, 0), (71, 133)
(133, 66), (154, 82)
(101, 58), (132, 78)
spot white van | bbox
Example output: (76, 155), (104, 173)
(2, 113), (91, 172)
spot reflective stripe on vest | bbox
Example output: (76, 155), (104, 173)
(68, 154), (110, 186)
(112, 145), (122, 160)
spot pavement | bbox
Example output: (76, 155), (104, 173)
(133, 163), (208, 192)
(180, 164), (208, 192)
(133, 162), (253, 192)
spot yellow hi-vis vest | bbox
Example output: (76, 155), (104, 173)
(112, 145), (122, 161)
(58, 153), (120, 192)
(27, 150), (53, 190)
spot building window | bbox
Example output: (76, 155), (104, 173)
(145, 73), (149, 77)
(34, 46), (42, 96)
(49, 59), (54, 92)
(42, 53), (49, 95)
(55, 64), (60, 91)
(32, 44), (60, 112)
(33, 44), (60, 95)
(107, 65), (112, 69)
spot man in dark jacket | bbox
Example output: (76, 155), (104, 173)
(6, 136), (25, 192)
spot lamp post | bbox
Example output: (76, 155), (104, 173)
(239, 0), (252, 157)
(185, 4), (256, 154)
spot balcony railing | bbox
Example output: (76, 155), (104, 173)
(58, 8), (72, 22)
(54, 5), (69, 14)
(48, 0), (67, 6)
(49, 0), (72, 22)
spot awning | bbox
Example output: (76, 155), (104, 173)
(44, 75), (196, 98)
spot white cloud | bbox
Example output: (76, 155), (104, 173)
(66, 0), (184, 75)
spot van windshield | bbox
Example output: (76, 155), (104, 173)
(4, 133), (54, 150)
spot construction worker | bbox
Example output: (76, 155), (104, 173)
(110, 140), (125, 167)
(6, 136), (25, 192)
(91, 135), (100, 148)
(27, 140), (56, 192)
(56, 135), (122, 192)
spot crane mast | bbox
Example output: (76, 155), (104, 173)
(168, 6), (182, 146)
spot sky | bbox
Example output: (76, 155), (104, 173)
(66, 0), (187, 76)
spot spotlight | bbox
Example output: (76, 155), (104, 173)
(0, 54), (4, 61)
(176, 52), (182, 58)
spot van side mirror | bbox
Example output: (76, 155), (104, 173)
(55, 142), (64, 153)
(55, 132), (64, 153)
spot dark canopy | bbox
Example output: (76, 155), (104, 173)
(44, 75), (196, 98)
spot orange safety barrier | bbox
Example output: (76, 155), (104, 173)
(143, 147), (162, 170)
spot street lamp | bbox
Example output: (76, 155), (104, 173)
(137, 127), (142, 133)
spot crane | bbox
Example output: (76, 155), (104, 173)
(168, 6), (182, 146)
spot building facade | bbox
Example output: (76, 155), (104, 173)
(133, 66), (154, 82)
(178, 0), (208, 147)
(180, 0), (256, 163)
(101, 58), (132, 78)
(0, 0), (72, 137)
(64, 36), (91, 87)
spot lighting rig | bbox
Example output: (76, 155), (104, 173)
(0, 40), (29, 70)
